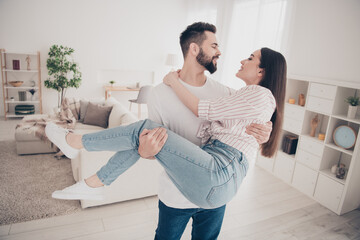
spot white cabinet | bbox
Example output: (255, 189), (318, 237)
(308, 83), (337, 100)
(283, 104), (305, 134)
(273, 152), (295, 183)
(0, 49), (43, 119)
(307, 96), (334, 115)
(298, 136), (324, 157)
(292, 163), (318, 196)
(296, 149), (321, 170)
(306, 83), (336, 115)
(283, 117), (303, 134)
(314, 174), (344, 212)
(256, 75), (360, 215)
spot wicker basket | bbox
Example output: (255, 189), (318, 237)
(9, 81), (24, 87)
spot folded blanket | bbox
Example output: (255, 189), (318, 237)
(16, 98), (77, 157)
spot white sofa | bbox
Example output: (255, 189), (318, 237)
(71, 98), (163, 208)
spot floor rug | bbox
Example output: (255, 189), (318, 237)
(0, 140), (81, 225)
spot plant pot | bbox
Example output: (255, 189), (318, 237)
(347, 105), (358, 119)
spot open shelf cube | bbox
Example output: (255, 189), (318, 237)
(286, 78), (309, 106)
(320, 146), (351, 183)
(326, 117), (359, 152)
(333, 86), (360, 117)
(302, 110), (329, 140)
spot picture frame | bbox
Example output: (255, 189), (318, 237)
(12, 60), (20, 70)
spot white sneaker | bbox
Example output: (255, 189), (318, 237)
(45, 122), (79, 159)
(52, 180), (105, 200)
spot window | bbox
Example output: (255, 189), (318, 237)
(219, 0), (288, 89)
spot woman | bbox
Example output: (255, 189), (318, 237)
(46, 48), (286, 209)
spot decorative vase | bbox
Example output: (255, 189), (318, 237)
(331, 164), (338, 174)
(18, 91), (27, 101)
(347, 105), (357, 119)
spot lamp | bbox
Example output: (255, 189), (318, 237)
(165, 54), (179, 70)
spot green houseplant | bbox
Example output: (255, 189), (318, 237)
(345, 96), (359, 106)
(44, 45), (82, 108)
(345, 94), (359, 119)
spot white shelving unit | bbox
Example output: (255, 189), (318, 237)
(256, 75), (360, 215)
(0, 49), (43, 119)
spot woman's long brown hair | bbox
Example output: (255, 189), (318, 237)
(259, 48), (287, 158)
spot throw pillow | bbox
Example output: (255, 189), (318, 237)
(83, 102), (113, 128)
(79, 99), (104, 122)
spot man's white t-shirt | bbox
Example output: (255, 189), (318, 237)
(147, 78), (231, 208)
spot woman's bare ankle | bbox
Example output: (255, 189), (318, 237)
(85, 175), (105, 188)
(66, 133), (84, 149)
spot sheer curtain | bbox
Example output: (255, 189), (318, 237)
(184, 0), (291, 88)
(218, 0), (290, 89)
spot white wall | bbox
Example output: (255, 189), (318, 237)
(1, 0), (359, 117)
(287, 0), (360, 83)
(0, 0), (187, 115)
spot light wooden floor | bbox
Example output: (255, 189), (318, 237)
(1, 117), (360, 240)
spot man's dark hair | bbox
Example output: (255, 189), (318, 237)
(179, 22), (216, 58)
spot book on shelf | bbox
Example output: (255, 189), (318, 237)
(282, 135), (298, 155)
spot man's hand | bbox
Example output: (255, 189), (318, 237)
(138, 127), (168, 159)
(246, 121), (273, 144)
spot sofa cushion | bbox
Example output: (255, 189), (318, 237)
(108, 103), (138, 128)
(83, 102), (113, 128)
(79, 97), (119, 122)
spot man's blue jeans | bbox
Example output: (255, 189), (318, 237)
(82, 119), (249, 209)
(155, 200), (226, 240)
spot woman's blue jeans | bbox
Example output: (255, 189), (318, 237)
(82, 119), (249, 209)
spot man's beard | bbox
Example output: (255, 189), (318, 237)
(196, 48), (218, 74)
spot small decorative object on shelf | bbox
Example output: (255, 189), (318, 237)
(331, 164), (338, 174)
(318, 133), (325, 141)
(25, 55), (31, 70)
(288, 98), (295, 104)
(310, 114), (319, 137)
(331, 153), (342, 174)
(10, 97), (15, 102)
(109, 80), (115, 86)
(336, 163), (346, 179)
(28, 89), (36, 101)
(333, 125), (356, 149)
(282, 135), (298, 154)
(298, 93), (305, 106)
(18, 91), (27, 101)
(15, 104), (35, 115)
(345, 94), (359, 119)
(9, 81), (24, 87)
(12, 59), (20, 70)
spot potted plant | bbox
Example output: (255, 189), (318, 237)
(109, 80), (115, 86)
(345, 95), (359, 119)
(44, 45), (82, 109)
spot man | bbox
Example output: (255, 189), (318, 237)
(138, 22), (271, 240)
